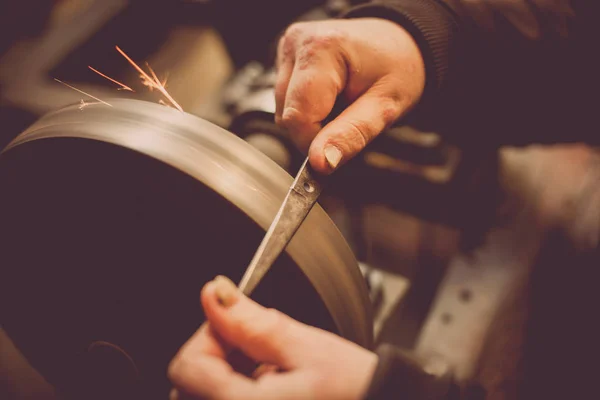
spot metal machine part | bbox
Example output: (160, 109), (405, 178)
(0, 99), (372, 399)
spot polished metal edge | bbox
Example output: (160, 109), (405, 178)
(3, 99), (374, 347)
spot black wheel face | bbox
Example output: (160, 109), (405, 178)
(0, 137), (335, 399)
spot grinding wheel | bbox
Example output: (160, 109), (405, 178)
(0, 99), (372, 400)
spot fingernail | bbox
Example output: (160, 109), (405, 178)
(213, 275), (239, 308)
(324, 145), (343, 170)
(169, 388), (179, 400)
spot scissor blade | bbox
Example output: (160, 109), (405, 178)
(238, 158), (325, 296)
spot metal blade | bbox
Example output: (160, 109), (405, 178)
(238, 157), (326, 295)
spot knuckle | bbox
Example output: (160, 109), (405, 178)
(296, 46), (318, 70)
(344, 119), (372, 149)
(238, 307), (294, 355)
(167, 353), (188, 383)
(245, 308), (287, 344)
(280, 23), (306, 60)
(379, 98), (403, 126)
(168, 354), (227, 399)
(382, 75), (418, 108)
(280, 106), (310, 129)
(302, 28), (345, 49)
(284, 22), (306, 40)
(296, 29), (346, 71)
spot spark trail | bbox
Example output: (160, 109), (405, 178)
(115, 46), (183, 112)
(88, 66), (134, 92)
(53, 78), (113, 107)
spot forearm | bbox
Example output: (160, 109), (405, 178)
(344, 0), (599, 147)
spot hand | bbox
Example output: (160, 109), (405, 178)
(168, 276), (378, 400)
(275, 18), (426, 173)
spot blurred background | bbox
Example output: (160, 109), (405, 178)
(0, 1), (521, 399)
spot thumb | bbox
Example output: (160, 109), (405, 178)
(201, 276), (311, 370)
(308, 83), (408, 174)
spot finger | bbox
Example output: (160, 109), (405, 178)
(168, 323), (233, 400)
(171, 352), (312, 400)
(171, 315), (257, 378)
(274, 35), (295, 124)
(174, 322), (229, 362)
(169, 350), (252, 400)
(249, 371), (315, 399)
(201, 276), (313, 369)
(308, 79), (408, 174)
(168, 388), (196, 400)
(279, 43), (347, 153)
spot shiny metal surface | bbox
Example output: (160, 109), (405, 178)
(3, 98), (373, 348)
(239, 157), (327, 295)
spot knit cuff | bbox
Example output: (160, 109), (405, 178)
(364, 344), (454, 400)
(364, 345), (424, 400)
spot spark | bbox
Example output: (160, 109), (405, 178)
(158, 99), (178, 110)
(54, 78), (113, 107)
(115, 46), (183, 112)
(145, 63), (169, 89)
(146, 62), (160, 87)
(79, 99), (88, 111)
(88, 66), (134, 92)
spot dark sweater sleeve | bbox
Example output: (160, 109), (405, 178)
(365, 344), (454, 400)
(343, 0), (599, 147)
